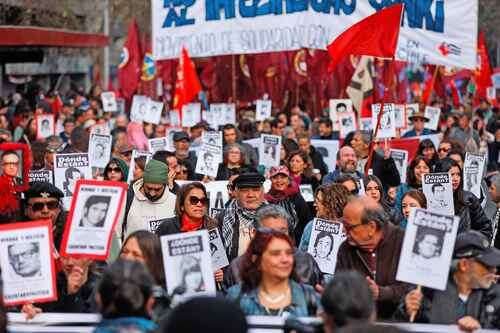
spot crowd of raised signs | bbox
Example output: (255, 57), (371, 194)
(0, 87), (498, 333)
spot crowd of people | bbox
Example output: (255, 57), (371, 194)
(0, 86), (498, 333)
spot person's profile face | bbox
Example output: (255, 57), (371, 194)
(1, 154), (19, 177)
(316, 235), (332, 259)
(85, 202), (108, 226)
(418, 234), (439, 259)
(9, 243), (40, 277)
(185, 270), (203, 292)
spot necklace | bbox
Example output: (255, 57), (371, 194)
(259, 287), (290, 304)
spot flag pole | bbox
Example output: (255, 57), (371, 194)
(425, 65), (440, 106)
(232, 55), (237, 104)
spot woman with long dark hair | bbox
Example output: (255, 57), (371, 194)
(400, 190), (427, 229)
(417, 139), (438, 169)
(227, 229), (320, 317)
(364, 175), (401, 225)
(395, 155), (431, 212)
(287, 150), (320, 192)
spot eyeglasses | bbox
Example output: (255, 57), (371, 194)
(29, 201), (59, 212)
(340, 219), (366, 233)
(2, 162), (19, 166)
(188, 196), (208, 206)
(438, 147), (450, 153)
(106, 167), (121, 173)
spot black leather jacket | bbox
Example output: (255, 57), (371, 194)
(456, 191), (493, 242)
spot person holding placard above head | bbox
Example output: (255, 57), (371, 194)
(400, 190), (427, 229)
(402, 111), (432, 138)
(265, 166), (312, 241)
(226, 228), (320, 317)
(123, 159), (176, 238)
(394, 155), (431, 212)
(337, 196), (407, 319)
(397, 230), (500, 330)
(434, 158), (493, 241)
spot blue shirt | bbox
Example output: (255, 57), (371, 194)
(402, 128), (433, 138)
(93, 317), (157, 333)
(226, 279), (320, 317)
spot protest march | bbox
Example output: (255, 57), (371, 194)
(0, 1), (500, 332)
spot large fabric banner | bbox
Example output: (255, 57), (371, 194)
(152, 0), (477, 69)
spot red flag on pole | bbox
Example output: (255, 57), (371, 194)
(173, 47), (202, 112)
(475, 31), (493, 103)
(327, 4), (404, 72)
(118, 19), (141, 100)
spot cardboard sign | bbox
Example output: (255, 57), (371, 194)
(0, 220), (57, 306)
(463, 153), (486, 198)
(338, 112), (357, 139)
(29, 170), (53, 184)
(396, 208), (459, 290)
(422, 173), (454, 216)
(424, 106), (441, 131)
(60, 180), (127, 260)
(35, 114), (55, 140)
(405, 103), (419, 127)
(130, 95), (149, 123)
(259, 134), (281, 168)
(307, 219), (346, 275)
(208, 228), (229, 271)
(329, 99), (353, 131)
(371, 103), (396, 139)
(88, 134), (112, 169)
(256, 99), (272, 121)
(195, 131), (223, 178)
(100, 92), (118, 113)
(310, 140), (339, 173)
(160, 230), (216, 296)
(0, 143), (31, 191)
(182, 103), (202, 128)
(390, 149), (409, 184)
(144, 100), (164, 125)
(53, 153), (92, 205)
(148, 137), (169, 153)
(169, 110), (181, 127)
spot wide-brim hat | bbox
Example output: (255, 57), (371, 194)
(409, 112), (430, 122)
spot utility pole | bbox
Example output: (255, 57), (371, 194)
(103, 0), (110, 89)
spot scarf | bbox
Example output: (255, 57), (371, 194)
(264, 181), (299, 202)
(181, 214), (203, 232)
(221, 199), (259, 254)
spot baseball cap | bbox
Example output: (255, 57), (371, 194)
(269, 165), (290, 178)
(173, 131), (190, 142)
(454, 230), (500, 267)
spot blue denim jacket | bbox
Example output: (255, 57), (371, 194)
(226, 279), (320, 317)
(299, 220), (314, 253)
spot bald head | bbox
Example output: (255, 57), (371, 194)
(344, 196), (387, 230)
(337, 146), (358, 173)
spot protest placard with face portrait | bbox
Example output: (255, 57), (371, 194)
(394, 104), (407, 129)
(35, 114), (55, 140)
(422, 173), (454, 216)
(329, 99), (353, 131)
(259, 134), (281, 168)
(256, 100), (272, 121)
(161, 230), (216, 296)
(208, 228), (229, 271)
(127, 150), (152, 184)
(144, 100), (164, 125)
(195, 131), (223, 177)
(390, 149), (408, 184)
(372, 103), (396, 139)
(424, 106), (441, 131)
(311, 140), (339, 173)
(182, 103), (202, 128)
(0, 143), (30, 191)
(396, 208), (459, 290)
(405, 103), (419, 125)
(338, 112), (357, 139)
(307, 219), (346, 275)
(53, 153), (92, 208)
(60, 180), (127, 260)
(0, 220), (57, 306)
(463, 153), (486, 198)
(130, 95), (149, 123)
(88, 134), (112, 169)
(148, 137), (169, 154)
(100, 92), (118, 113)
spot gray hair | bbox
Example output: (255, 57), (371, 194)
(254, 204), (291, 229)
(356, 130), (372, 145)
(360, 204), (389, 230)
(494, 175), (500, 197)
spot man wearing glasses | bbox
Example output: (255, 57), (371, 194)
(1, 150), (22, 184)
(336, 196), (407, 320)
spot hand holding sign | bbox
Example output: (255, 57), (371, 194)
(406, 285), (423, 322)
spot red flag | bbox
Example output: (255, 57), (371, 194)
(173, 47), (202, 111)
(327, 4), (403, 72)
(475, 31), (493, 102)
(118, 19), (141, 100)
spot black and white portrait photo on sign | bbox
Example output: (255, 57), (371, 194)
(169, 110), (181, 127)
(300, 184), (314, 202)
(36, 114), (55, 140)
(54, 153), (91, 208)
(394, 104), (407, 129)
(88, 133), (112, 169)
(256, 99), (272, 121)
(222, 103), (236, 125)
(463, 152), (486, 198)
(360, 117), (372, 131)
(259, 134), (281, 168)
(0, 143), (30, 190)
(307, 219), (346, 275)
(127, 150), (152, 184)
(208, 228), (229, 271)
(338, 112), (357, 139)
(311, 140), (339, 173)
(424, 106), (441, 131)
(29, 169), (53, 184)
(100, 92), (118, 113)
(160, 230), (216, 296)
(148, 137), (169, 154)
(405, 103), (419, 125)
(372, 103), (396, 138)
(422, 173), (454, 216)
(143, 100), (164, 125)
(130, 95), (150, 123)
(181, 103), (201, 128)
(0, 220), (56, 306)
(390, 149), (408, 184)
(195, 131), (223, 178)
(60, 180), (127, 260)
(329, 99), (353, 131)
(396, 208), (459, 290)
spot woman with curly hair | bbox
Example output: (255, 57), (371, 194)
(298, 184), (351, 252)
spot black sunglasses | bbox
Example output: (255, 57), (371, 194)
(188, 196), (208, 206)
(29, 201), (59, 212)
(106, 167), (121, 173)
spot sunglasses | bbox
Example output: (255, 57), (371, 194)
(438, 147), (450, 153)
(106, 167), (121, 173)
(188, 196), (208, 206)
(29, 201), (59, 212)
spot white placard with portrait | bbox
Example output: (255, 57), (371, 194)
(371, 103), (396, 139)
(390, 149), (408, 184)
(258, 134), (281, 168)
(338, 112), (357, 139)
(54, 153), (92, 208)
(130, 95), (150, 123)
(463, 153), (486, 198)
(195, 131), (223, 177)
(127, 150), (153, 184)
(182, 103), (201, 128)
(36, 114), (55, 140)
(307, 218), (346, 275)
(424, 106), (441, 131)
(396, 208), (459, 290)
(394, 104), (407, 129)
(148, 137), (169, 154)
(100, 92), (118, 113)
(329, 99), (353, 131)
(310, 140), (339, 173)
(208, 228), (229, 271)
(88, 134), (112, 169)
(422, 173), (454, 216)
(256, 100), (272, 121)
(144, 100), (164, 125)
(405, 103), (419, 127)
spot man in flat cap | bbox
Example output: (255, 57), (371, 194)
(22, 181), (66, 248)
(217, 172), (266, 261)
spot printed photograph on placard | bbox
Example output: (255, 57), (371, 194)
(422, 173), (454, 216)
(144, 100), (164, 125)
(127, 150), (152, 184)
(161, 230), (216, 297)
(100, 92), (118, 112)
(396, 208), (459, 290)
(208, 228), (229, 271)
(258, 134), (281, 168)
(169, 110), (181, 127)
(390, 149), (408, 184)
(0, 220), (57, 306)
(424, 106), (441, 130)
(88, 134), (112, 169)
(148, 137), (169, 153)
(310, 140), (339, 173)
(256, 99), (272, 121)
(360, 117), (372, 131)
(394, 104), (407, 129)
(36, 114), (55, 140)
(54, 153), (92, 201)
(181, 103), (201, 128)
(60, 180), (127, 260)
(222, 104), (236, 125)
(130, 95), (149, 123)
(306, 219), (346, 275)
(405, 103), (419, 126)
(195, 131), (223, 177)
(371, 103), (396, 138)
(463, 153), (486, 198)
(0, 143), (30, 191)
(338, 112), (357, 139)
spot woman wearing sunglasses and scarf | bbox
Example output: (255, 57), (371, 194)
(156, 182), (224, 288)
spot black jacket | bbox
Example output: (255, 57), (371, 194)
(371, 152), (401, 191)
(155, 216), (218, 237)
(456, 191), (493, 242)
(308, 146), (328, 177)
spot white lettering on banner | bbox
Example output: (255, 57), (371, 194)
(152, 0), (477, 69)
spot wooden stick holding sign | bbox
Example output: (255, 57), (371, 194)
(409, 285), (421, 323)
